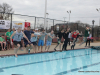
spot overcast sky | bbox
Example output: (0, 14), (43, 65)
(1, 0), (100, 26)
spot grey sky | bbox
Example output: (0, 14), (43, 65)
(1, 0), (100, 27)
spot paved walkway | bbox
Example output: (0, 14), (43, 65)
(0, 42), (100, 56)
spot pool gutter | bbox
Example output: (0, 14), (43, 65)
(0, 47), (90, 57)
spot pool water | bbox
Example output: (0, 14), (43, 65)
(0, 48), (100, 75)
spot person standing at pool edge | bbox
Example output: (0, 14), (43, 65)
(6, 29), (11, 50)
(10, 27), (31, 57)
(11, 28), (15, 49)
(68, 31), (72, 46)
(79, 26), (91, 46)
(45, 30), (55, 51)
(85, 32), (92, 47)
(62, 28), (70, 51)
(38, 29), (47, 52)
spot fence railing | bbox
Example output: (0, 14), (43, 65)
(0, 12), (100, 37)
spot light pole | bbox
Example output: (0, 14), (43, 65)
(67, 10), (71, 23)
(96, 8), (100, 26)
(92, 20), (95, 38)
(46, 13), (49, 31)
(37, 18), (39, 28)
(44, 0), (47, 30)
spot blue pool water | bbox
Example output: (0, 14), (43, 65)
(0, 48), (100, 75)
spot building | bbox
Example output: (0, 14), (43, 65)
(51, 22), (91, 35)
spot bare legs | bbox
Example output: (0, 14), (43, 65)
(38, 46), (43, 52)
(0, 42), (6, 51)
(7, 43), (10, 50)
(14, 44), (20, 57)
(45, 45), (50, 51)
(33, 45), (37, 53)
(26, 44), (33, 53)
(0, 42), (3, 50)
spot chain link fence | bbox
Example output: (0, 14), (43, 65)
(0, 12), (100, 37)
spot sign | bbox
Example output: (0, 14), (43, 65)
(12, 21), (24, 29)
(0, 20), (31, 30)
(25, 22), (30, 27)
(0, 20), (10, 29)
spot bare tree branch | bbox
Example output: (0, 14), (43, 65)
(0, 3), (14, 20)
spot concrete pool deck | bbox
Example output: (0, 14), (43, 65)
(0, 42), (100, 57)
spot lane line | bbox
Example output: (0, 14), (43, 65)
(0, 51), (100, 72)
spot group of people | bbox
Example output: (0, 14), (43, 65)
(54, 26), (92, 51)
(10, 26), (56, 57)
(0, 26), (92, 57)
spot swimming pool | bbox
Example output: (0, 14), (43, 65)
(0, 48), (100, 75)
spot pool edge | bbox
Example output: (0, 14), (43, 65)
(0, 47), (90, 57)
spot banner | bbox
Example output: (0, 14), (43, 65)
(0, 20), (31, 30)
(0, 20), (10, 29)
(12, 21), (24, 30)
(25, 22), (30, 27)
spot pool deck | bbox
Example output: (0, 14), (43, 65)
(0, 42), (100, 57)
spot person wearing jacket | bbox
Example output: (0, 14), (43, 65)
(62, 28), (70, 51)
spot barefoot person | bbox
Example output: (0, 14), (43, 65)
(45, 30), (55, 51)
(24, 26), (34, 53)
(38, 29), (47, 52)
(30, 29), (41, 53)
(0, 35), (6, 51)
(54, 29), (64, 51)
(10, 27), (31, 57)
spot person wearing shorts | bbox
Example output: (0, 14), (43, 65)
(30, 29), (41, 53)
(38, 29), (47, 52)
(24, 26), (34, 53)
(10, 27), (31, 57)
(45, 30), (55, 51)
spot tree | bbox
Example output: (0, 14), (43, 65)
(0, 3), (14, 20)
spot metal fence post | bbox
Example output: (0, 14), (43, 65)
(34, 17), (36, 29)
(53, 19), (54, 31)
(77, 23), (78, 30)
(92, 20), (95, 37)
(10, 14), (12, 29)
